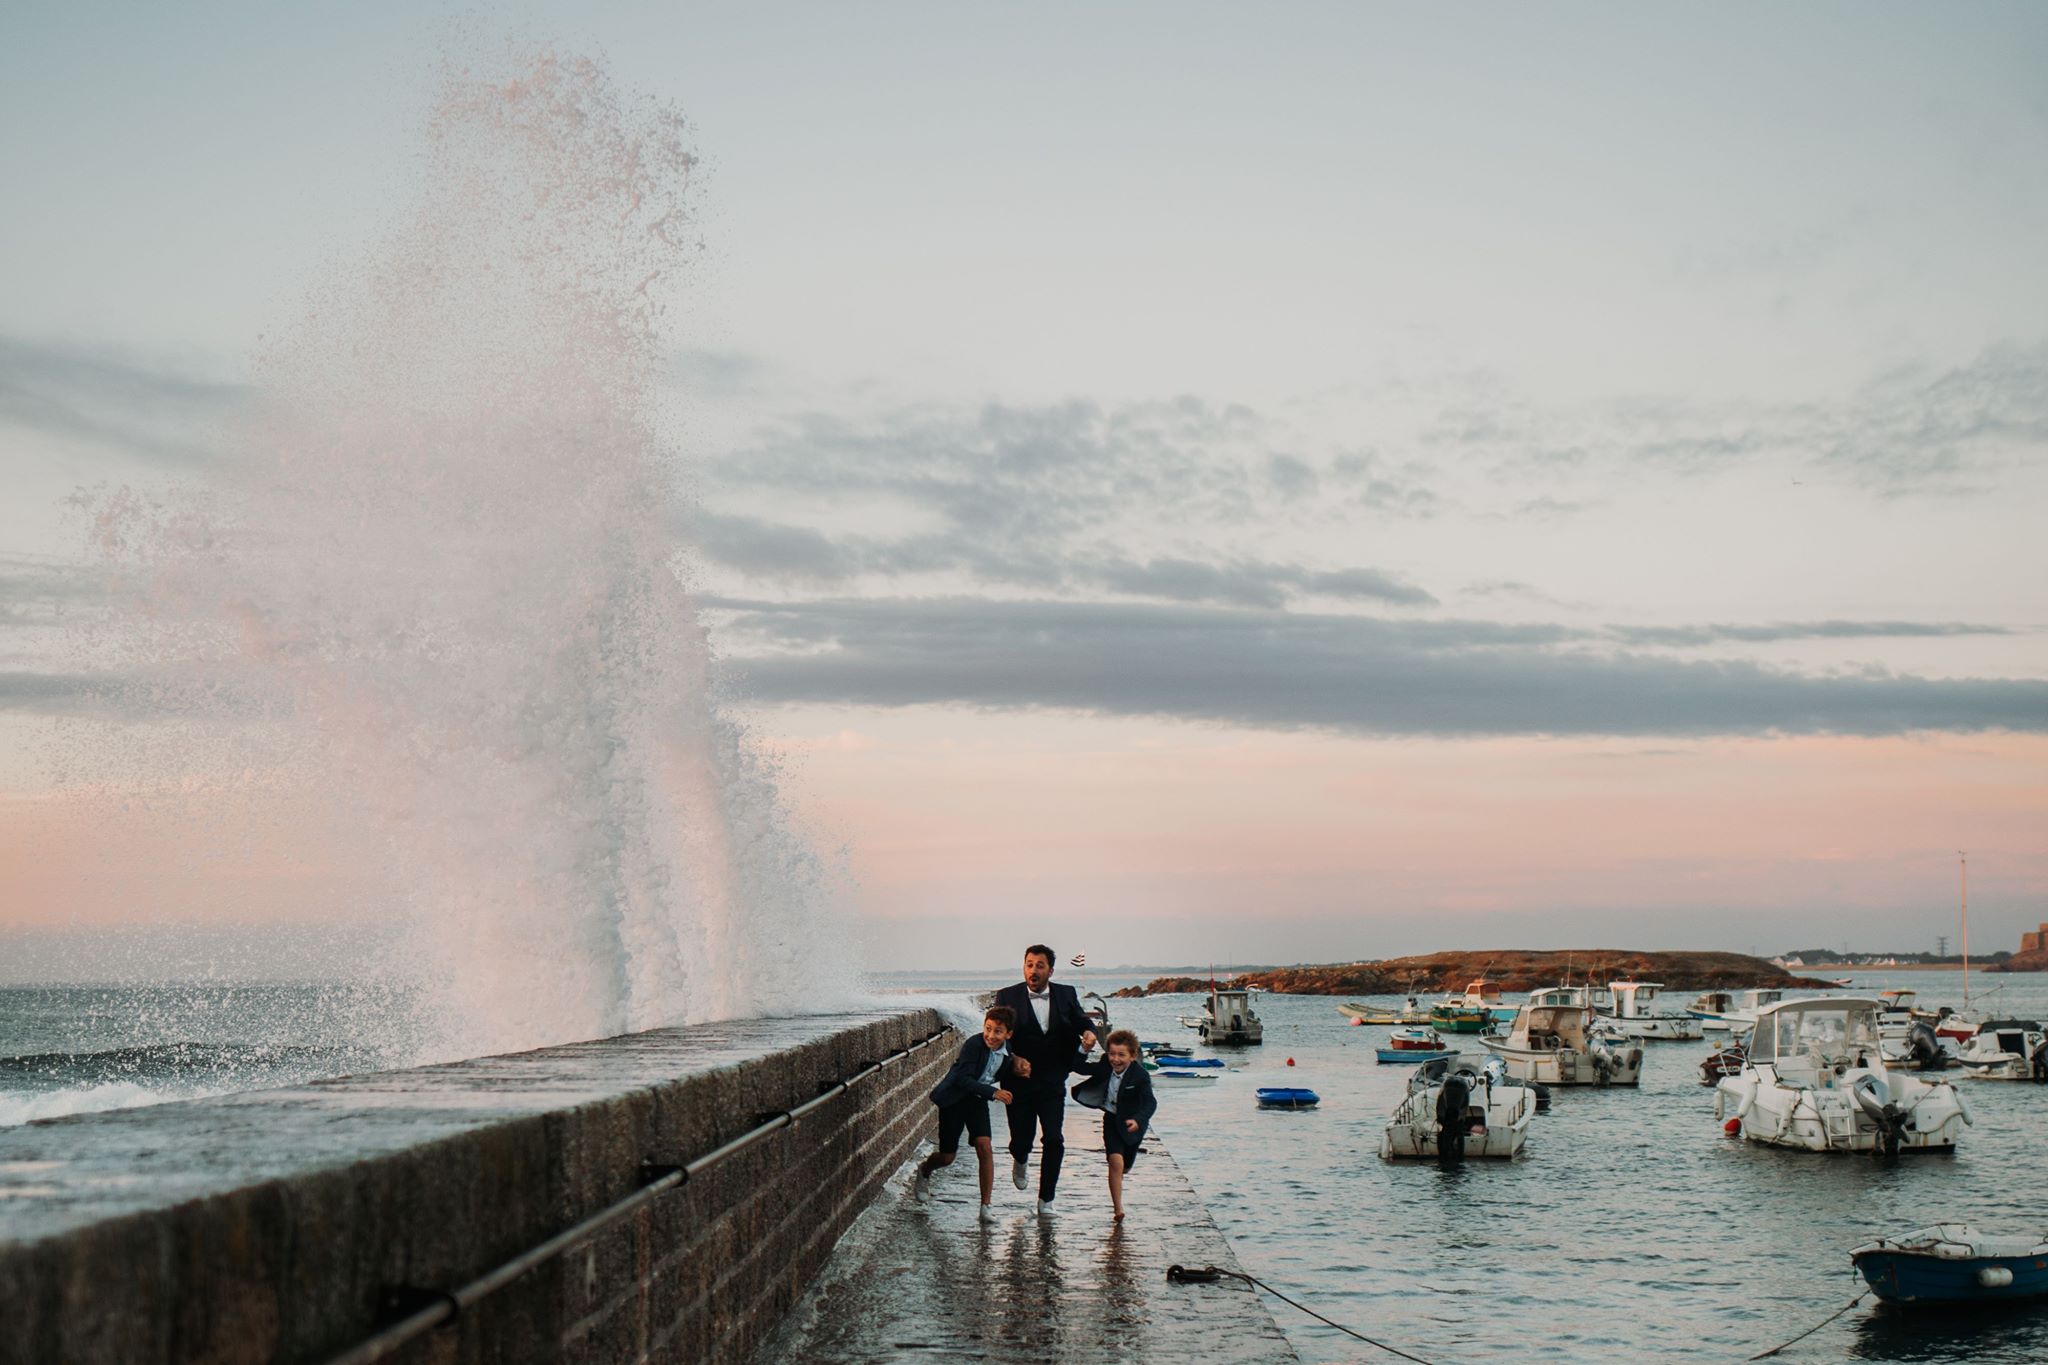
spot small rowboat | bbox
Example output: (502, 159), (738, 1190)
(1699, 1042), (1748, 1085)
(1155, 1055), (1225, 1068)
(1378, 1023), (1454, 1064)
(1256, 1087), (1320, 1109)
(1853, 1225), (2048, 1303)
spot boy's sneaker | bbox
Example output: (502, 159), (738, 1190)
(1036, 1198), (1056, 1217)
(912, 1167), (931, 1203)
(1011, 1160), (1028, 1191)
(978, 1202), (997, 1224)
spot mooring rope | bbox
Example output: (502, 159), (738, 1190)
(1166, 1264), (1438, 1365)
(1746, 1290), (1867, 1360)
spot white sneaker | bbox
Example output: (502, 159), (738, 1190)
(1036, 1198), (1056, 1217)
(1011, 1160), (1028, 1192)
(912, 1167), (931, 1202)
(979, 1202), (997, 1224)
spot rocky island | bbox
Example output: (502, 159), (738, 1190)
(1111, 949), (1837, 997)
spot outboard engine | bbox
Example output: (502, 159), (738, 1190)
(1435, 1074), (1471, 1161)
(1906, 1022), (1948, 1072)
(1852, 1074), (1907, 1157)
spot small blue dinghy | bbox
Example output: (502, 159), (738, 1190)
(1156, 1055), (1225, 1068)
(1256, 1086), (1320, 1109)
(1852, 1225), (2048, 1303)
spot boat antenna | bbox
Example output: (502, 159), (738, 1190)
(1959, 851), (1970, 1011)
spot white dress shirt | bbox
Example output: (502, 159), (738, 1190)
(1028, 987), (1052, 1033)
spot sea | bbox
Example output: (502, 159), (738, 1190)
(5, 967), (2046, 1363)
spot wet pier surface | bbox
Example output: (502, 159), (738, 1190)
(763, 1127), (1299, 1363)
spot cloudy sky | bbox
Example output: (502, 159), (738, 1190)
(4, 3), (2046, 971)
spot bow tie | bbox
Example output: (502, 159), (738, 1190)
(1029, 988), (1050, 999)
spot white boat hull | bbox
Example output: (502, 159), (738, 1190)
(1612, 1014), (1703, 1041)
(1380, 1073), (1535, 1160)
(1716, 1069), (1969, 1152)
(1478, 1037), (1643, 1086)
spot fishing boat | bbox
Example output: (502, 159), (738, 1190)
(1714, 997), (1971, 1154)
(1953, 1020), (2047, 1081)
(1480, 986), (1643, 1086)
(1338, 995), (1431, 1025)
(1430, 979), (1512, 1033)
(1140, 1041), (1192, 1058)
(1851, 1225), (2048, 1303)
(1199, 987), (1264, 1047)
(1256, 1087), (1320, 1110)
(1605, 981), (1704, 1040)
(1377, 1025), (1454, 1064)
(1379, 1054), (1535, 1160)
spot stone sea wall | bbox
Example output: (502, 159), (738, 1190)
(0, 1009), (955, 1365)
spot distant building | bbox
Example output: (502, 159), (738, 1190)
(2022, 922), (2048, 955)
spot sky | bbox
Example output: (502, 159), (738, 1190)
(3, 3), (2046, 973)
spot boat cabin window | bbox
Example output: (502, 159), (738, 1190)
(1765, 1005), (1878, 1064)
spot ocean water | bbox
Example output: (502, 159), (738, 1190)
(887, 969), (2048, 1364)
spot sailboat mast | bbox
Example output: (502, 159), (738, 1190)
(1960, 851), (1970, 1010)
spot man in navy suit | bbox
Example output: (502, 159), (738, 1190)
(991, 944), (1097, 1214)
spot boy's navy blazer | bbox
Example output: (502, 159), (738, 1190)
(991, 980), (1091, 1079)
(929, 1034), (1015, 1108)
(1069, 1055), (1157, 1143)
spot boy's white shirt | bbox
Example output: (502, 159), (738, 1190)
(977, 1042), (1009, 1088)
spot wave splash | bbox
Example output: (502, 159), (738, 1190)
(55, 51), (856, 1065)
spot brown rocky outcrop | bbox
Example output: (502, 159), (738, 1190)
(1111, 949), (1834, 997)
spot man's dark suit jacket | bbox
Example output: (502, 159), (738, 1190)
(928, 1034), (1016, 1108)
(991, 981), (1092, 1086)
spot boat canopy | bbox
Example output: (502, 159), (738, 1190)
(1518, 1004), (1591, 1047)
(1527, 986), (1586, 1009)
(1752, 997), (1882, 1065)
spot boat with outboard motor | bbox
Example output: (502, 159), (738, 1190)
(1604, 981), (1704, 1040)
(1852, 1225), (2048, 1303)
(1479, 985), (1642, 1086)
(1954, 1020), (2047, 1081)
(1715, 996), (1971, 1154)
(1700, 1039), (1748, 1084)
(1380, 1053), (1536, 1160)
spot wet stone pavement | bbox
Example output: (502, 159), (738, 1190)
(762, 1126), (1299, 1363)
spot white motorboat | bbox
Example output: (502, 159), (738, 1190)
(1379, 1053), (1536, 1160)
(1605, 980), (1704, 1040)
(1481, 986), (1643, 1086)
(1715, 997), (1972, 1154)
(1954, 1020), (2046, 1081)
(1687, 987), (1783, 1035)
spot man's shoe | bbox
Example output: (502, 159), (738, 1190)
(912, 1167), (931, 1202)
(979, 1203), (997, 1224)
(1036, 1198), (1056, 1217)
(1011, 1160), (1028, 1191)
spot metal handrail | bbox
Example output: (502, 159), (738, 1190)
(320, 1026), (950, 1365)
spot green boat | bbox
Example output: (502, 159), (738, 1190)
(1431, 978), (1511, 1033)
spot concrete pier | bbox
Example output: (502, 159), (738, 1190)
(0, 1009), (952, 1365)
(764, 1126), (1300, 1363)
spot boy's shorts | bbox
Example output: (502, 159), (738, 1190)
(936, 1097), (992, 1155)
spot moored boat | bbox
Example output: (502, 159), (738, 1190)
(1430, 979), (1513, 1033)
(1479, 985), (1643, 1086)
(1339, 995), (1432, 1025)
(1155, 1055), (1225, 1068)
(1200, 987), (1265, 1046)
(1715, 997), (1971, 1154)
(1379, 1054), (1535, 1160)
(1605, 980), (1704, 1040)
(1699, 1039), (1748, 1084)
(1256, 1087), (1320, 1110)
(1852, 1225), (2048, 1303)
(1377, 1025), (1454, 1064)
(1954, 1020), (2047, 1081)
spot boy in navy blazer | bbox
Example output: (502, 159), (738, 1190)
(1069, 1028), (1156, 1222)
(913, 1005), (1018, 1222)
